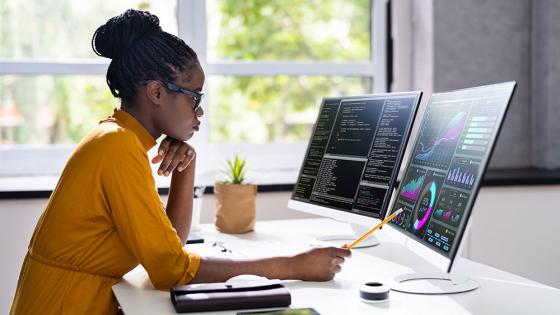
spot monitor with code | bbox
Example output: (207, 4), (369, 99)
(291, 92), (422, 221)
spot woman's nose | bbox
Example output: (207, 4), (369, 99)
(196, 106), (204, 117)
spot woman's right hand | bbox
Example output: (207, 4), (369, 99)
(151, 137), (196, 176)
(289, 247), (352, 281)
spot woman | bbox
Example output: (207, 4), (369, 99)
(10, 9), (351, 315)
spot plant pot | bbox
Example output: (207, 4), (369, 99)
(214, 182), (257, 234)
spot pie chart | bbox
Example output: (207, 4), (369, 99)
(413, 181), (437, 231)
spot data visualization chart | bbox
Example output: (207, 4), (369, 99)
(413, 108), (467, 169)
(399, 168), (427, 201)
(391, 202), (413, 229)
(446, 157), (481, 190)
(425, 222), (456, 254)
(457, 103), (500, 156)
(433, 188), (469, 228)
(387, 82), (516, 259)
(407, 171), (446, 238)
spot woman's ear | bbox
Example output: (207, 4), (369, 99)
(146, 81), (163, 105)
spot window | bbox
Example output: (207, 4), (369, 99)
(0, 0), (388, 177)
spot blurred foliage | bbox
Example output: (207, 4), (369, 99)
(209, 0), (371, 61)
(0, 0), (174, 144)
(0, 0), (372, 145)
(1, 76), (115, 144)
(0, 0), (176, 59)
(209, 76), (371, 143)
(207, 0), (372, 143)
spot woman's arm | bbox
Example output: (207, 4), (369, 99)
(151, 138), (352, 283)
(166, 158), (195, 244)
(152, 137), (197, 244)
(191, 247), (352, 283)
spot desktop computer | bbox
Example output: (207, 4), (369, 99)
(385, 82), (516, 294)
(288, 92), (422, 247)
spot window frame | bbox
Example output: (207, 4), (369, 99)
(0, 0), (388, 177)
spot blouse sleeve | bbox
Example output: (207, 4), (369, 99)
(102, 135), (200, 290)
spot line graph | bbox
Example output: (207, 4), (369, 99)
(414, 110), (467, 168)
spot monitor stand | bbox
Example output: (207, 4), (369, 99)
(390, 272), (479, 294)
(313, 223), (380, 248)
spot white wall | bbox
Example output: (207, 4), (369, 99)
(160, 191), (319, 225)
(468, 186), (560, 288)
(2, 186), (560, 313)
(0, 199), (46, 315)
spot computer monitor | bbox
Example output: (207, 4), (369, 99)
(385, 82), (516, 294)
(288, 92), (422, 247)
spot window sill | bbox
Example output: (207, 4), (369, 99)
(1, 168), (559, 200)
(0, 169), (300, 199)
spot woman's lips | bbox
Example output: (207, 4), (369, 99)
(193, 124), (200, 131)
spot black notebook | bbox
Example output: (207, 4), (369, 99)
(170, 280), (291, 313)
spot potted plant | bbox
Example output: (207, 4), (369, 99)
(214, 155), (257, 233)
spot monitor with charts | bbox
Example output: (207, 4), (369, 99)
(288, 92), (422, 246)
(386, 82), (516, 293)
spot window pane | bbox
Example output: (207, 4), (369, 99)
(208, 76), (372, 143)
(0, 0), (176, 59)
(207, 0), (372, 62)
(0, 76), (115, 145)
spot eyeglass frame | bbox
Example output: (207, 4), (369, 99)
(138, 79), (204, 112)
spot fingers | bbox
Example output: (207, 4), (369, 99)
(332, 265), (342, 274)
(331, 256), (344, 274)
(323, 257), (343, 281)
(330, 247), (352, 258)
(164, 146), (189, 175)
(177, 149), (196, 172)
(152, 137), (172, 164)
(333, 257), (345, 266)
(154, 138), (196, 176)
(158, 144), (179, 176)
(295, 247), (348, 281)
(328, 250), (346, 278)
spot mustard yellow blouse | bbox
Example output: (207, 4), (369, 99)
(10, 109), (200, 315)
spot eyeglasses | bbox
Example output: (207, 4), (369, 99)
(138, 79), (204, 112)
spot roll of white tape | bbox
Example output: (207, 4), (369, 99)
(359, 282), (390, 303)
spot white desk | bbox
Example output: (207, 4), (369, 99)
(113, 219), (560, 314)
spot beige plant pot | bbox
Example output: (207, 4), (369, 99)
(214, 182), (257, 234)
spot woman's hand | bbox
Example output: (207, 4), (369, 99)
(151, 137), (196, 176)
(289, 247), (352, 281)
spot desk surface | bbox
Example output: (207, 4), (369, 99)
(113, 219), (560, 315)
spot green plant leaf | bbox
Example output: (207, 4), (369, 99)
(223, 154), (248, 184)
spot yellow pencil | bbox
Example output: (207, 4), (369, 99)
(346, 208), (404, 249)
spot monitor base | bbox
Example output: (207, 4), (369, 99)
(312, 223), (380, 248)
(390, 272), (479, 294)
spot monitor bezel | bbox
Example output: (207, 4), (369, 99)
(385, 82), (517, 273)
(288, 91), (423, 226)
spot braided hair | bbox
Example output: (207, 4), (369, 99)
(92, 9), (198, 102)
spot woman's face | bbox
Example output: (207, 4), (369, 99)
(154, 64), (205, 141)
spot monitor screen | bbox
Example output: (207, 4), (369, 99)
(387, 82), (516, 264)
(291, 92), (422, 221)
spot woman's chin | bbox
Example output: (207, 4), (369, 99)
(170, 128), (195, 142)
(182, 131), (195, 141)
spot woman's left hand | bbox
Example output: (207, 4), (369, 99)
(151, 137), (196, 176)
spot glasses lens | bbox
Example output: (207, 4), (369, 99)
(193, 96), (201, 111)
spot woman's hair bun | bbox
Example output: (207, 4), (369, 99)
(92, 9), (161, 59)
